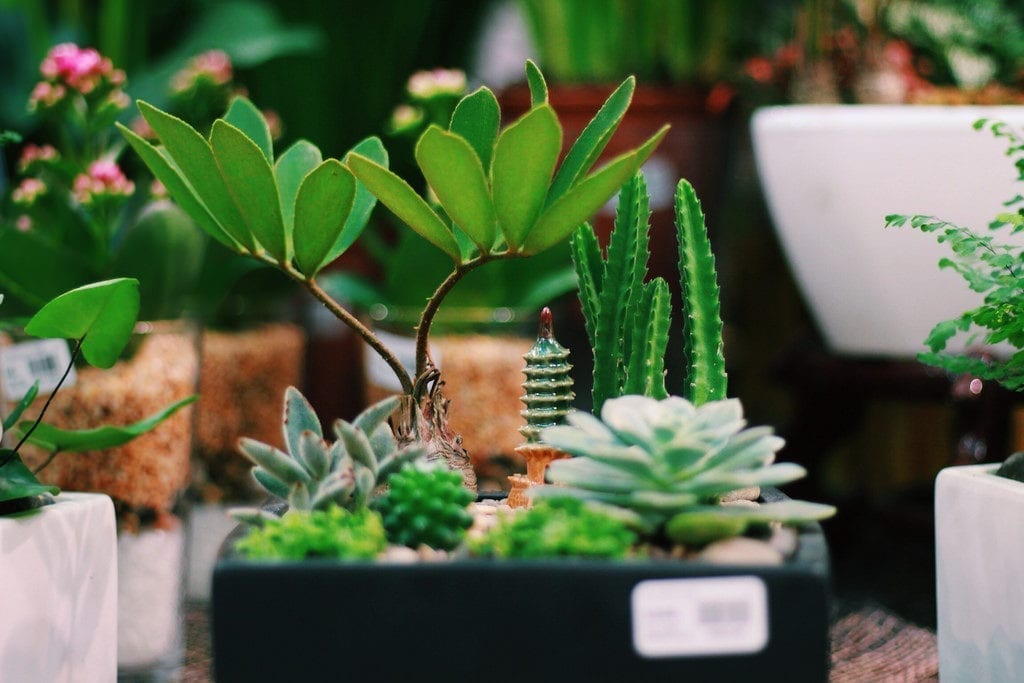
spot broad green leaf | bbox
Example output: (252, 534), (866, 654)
(16, 395), (197, 452)
(415, 125), (496, 251)
(523, 126), (668, 255)
(491, 104), (561, 251)
(117, 124), (238, 251)
(293, 160), (356, 277)
(223, 96), (273, 161)
(136, 101), (256, 251)
(346, 152), (460, 261)
(284, 386), (323, 457)
(3, 382), (38, 432)
(24, 279), (139, 369)
(0, 454), (58, 504)
(211, 120), (289, 262)
(449, 87), (500, 169)
(274, 140), (322, 236)
(548, 76), (636, 205)
(525, 59), (548, 105)
(333, 136), (387, 261)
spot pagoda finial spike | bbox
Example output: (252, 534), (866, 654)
(539, 306), (553, 340)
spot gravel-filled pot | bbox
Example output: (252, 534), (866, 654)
(211, 488), (830, 683)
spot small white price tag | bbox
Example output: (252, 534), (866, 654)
(0, 338), (76, 400)
(631, 575), (769, 658)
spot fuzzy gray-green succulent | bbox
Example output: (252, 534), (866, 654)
(234, 387), (424, 521)
(532, 395), (835, 537)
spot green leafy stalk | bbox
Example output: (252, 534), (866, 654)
(676, 179), (727, 405)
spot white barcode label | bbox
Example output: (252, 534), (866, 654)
(631, 576), (768, 658)
(0, 338), (76, 400)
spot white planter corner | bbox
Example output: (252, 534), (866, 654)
(0, 492), (118, 682)
(935, 464), (1024, 680)
(752, 104), (1024, 357)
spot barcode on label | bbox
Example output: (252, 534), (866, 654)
(631, 576), (769, 658)
(0, 339), (76, 400)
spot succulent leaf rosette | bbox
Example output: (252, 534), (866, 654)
(533, 395), (836, 539)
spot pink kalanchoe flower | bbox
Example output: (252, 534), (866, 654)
(73, 160), (135, 204)
(171, 50), (233, 94)
(18, 144), (59, 172)
(15, 215), (32, 232)
(406, 68), (466, 99)
(12, 178), (47, 206)
(39, 43), (116, 94)
(27, 81), (67, 110)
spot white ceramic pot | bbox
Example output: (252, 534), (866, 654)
(0, 492), (118, 682)
(752, 105), (1024, 357)
(935, 464), (1024, 680)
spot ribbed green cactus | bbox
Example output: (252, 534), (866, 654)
(533, 395), (835, 536)
(676, 179), (727, 405)
(234, 387), (425, 520)
(571, 172), (671, 414)
(519, 307), (575, 442)
(373, 463), (475, 550)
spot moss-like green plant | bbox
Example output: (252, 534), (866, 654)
(373, 463), (474, 550)
(470, 497), (636, 559)
(122, 61), (668, 484)
(234, 506), (387, 561)
(534, 395), (836, 535)
(233, 387), (424, 520)
(887, 119), (1024, 391)
(572, 174), (725, 413)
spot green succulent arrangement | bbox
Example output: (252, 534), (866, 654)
(373, 463), (475, 551)
(234, 506), (387, 561)
(0, 278), (195, 513)
(123, 60), (667, 485)
(470, 497), (636, 560)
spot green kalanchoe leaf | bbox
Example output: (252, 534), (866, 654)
(415, 125), (496, 251)
(211, 119), (289, 262)
(334, 137), (387, 259)
(491, 104), (561, 251)
(3, 382), (39, 432)
(24, 278), (139, 369)
(525, 59), (548, 106)
(346, 152), (460, 261)
(449, 87), (500, 170)
(274, 140), (323, 237)
(223, 96), (273, 161)
(293, 160), (356, 277)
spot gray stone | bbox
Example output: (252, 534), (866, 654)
(697, 537), (784, 566)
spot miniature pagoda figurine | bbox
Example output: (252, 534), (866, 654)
(508, 307), (574, 508)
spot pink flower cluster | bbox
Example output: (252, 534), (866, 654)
(39, 43), (125, 94)
(72, 160), (135, 205)
(171, 50), (233, 94)
(12, 178), (47, 206)
(17, 144), (59, 172)
(406, 68), (466, 100)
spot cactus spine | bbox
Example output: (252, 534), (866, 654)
(571, 172), (670, 414)
(676, 179), (727, 405)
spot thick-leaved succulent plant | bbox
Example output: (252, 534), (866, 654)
(373, 463), (474, 551)
(233, 387), (424, 521)
(122, 61), (667, 486)
(533, 395), (836, 540)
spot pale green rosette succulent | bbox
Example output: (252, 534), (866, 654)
(533, 395), (835, 541)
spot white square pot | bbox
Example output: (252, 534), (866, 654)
(936, 464), (1024, 680)
(0, 492), (118, 682)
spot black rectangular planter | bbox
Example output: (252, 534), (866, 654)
(212, 498), (830, 682)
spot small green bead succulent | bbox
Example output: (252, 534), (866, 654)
(533, 395), (836, 537)
(373, 463), (475, 550)
(234, 387), (425, 521)
(235, 506), (387, 561)
(470, 497), (636, 560)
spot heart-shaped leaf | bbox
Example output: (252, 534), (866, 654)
(118, 123), (238, 251)
(136, 101), (256, 251)
(491, 104), (561, 251)
(224, 96), (273, 161)
(15, 395), (197, 452)
(449, 87), (500, 170)
(211, 119), (289, 262)
(293, 159), (356, 277)
(275, 140), (323, 237)
(0, 453), (58, 504)
(415, 125), (496, 251)
(347, 152), (460, 261)
(23, 278), (140, 368)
